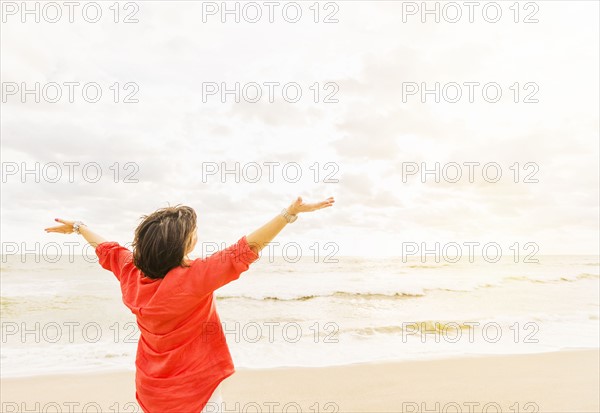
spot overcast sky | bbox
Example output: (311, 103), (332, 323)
(1, 1), (598, 257)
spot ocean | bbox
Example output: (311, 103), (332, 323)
(1, 254), (598, 377)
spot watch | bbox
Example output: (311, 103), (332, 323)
(280, 208), (298, 223)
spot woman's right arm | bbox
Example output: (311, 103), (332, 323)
(245, 196), (335, 254)
(45, 218), (131, 281)
(45, 218), (107, 247)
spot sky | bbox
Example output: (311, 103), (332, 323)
(1, 0), (599, 258)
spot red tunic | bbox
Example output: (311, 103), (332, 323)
(95, 236), (259, 413)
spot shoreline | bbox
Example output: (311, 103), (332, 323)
(2, 346), (596, 379)
(1, 349), (598, 412)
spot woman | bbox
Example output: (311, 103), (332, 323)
(44, 196), (335, 413)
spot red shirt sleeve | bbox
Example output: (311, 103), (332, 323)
(185, 235), (260, 297)
(95, 241), (134, 282)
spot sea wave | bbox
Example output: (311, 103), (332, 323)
(405, 264), (450, 269)
(215, 271), (598, 302)
(504, 273), (599, 284)
(345, 320), (476, 337)
(217, 291), (427, 302)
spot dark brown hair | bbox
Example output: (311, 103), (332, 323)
(132, 205), (197, 279)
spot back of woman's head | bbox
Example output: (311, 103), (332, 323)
(132, 205), (197, 279)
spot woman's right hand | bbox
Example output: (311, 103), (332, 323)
(44, 218), (78, 234)
(44, 218), (107, 247)
(286, 196), (335, 215)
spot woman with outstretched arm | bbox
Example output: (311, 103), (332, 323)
(44, 196), (335, 413)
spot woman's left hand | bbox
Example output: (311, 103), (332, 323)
(287, 196), (335, 215)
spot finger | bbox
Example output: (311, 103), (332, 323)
(45, 227), (66, 232)
(310, 204), (328, 211)
(55, 218), (74, 225)
(45, 225), (70, 233)
(45, 225), (63, 231)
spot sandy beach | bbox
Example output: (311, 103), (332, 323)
(1, 349), (598, 413)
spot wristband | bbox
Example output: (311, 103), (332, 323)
(280, 209), (298, 223)
(73, 221), (85, 234)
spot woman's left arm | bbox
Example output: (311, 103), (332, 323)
(246, 196), (335, 254)
(45, 218), (108, 247)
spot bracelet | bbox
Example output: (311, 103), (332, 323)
(73, 221), (85, 234)
(280, 208), (298, 224)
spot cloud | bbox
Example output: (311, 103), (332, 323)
(1, 1), (598, 255)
